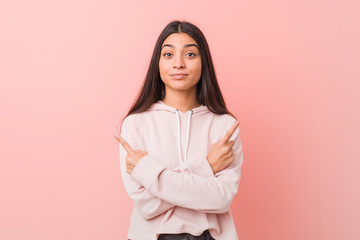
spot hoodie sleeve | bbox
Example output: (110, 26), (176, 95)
(119, 116), (176, 220)
(130, 123), (244, 214)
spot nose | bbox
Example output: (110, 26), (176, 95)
(173, 55), (185, 69)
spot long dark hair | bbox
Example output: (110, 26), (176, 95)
(123, 20), (236, 121)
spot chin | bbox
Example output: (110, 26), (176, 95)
(170, 84), (197, 92)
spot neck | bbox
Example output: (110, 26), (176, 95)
(162, 89), (201, 113)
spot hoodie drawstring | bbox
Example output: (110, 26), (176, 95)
(174, 109), (193, 164)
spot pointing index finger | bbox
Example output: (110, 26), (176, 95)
(221, 121), (239, 143)
(114, 135), (135, 153)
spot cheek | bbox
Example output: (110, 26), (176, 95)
(159, 60), (168, 74)
(159, 61), (169, 82)
(192, 60), (202, 74)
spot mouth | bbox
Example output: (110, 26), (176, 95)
(171, 74), (188, 80)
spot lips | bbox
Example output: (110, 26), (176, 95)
(171, 74), (188, 80)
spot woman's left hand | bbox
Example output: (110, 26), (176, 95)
(114, 135), (148, 175)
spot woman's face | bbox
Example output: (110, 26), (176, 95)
(159, 33), (202, 93)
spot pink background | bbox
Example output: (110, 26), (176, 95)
(1, 0), (359, 239)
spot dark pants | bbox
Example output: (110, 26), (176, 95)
(158, 230), (215, 240)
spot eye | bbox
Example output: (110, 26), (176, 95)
(186, 52), (196, 57)
(163, 52), (172, 57)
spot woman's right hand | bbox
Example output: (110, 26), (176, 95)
(207, 121), (239, 174)
(114, 135), (148, 175)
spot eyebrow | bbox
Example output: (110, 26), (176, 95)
(161, 43), (199, 49)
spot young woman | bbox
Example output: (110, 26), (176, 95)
(115, 20), (244, 240)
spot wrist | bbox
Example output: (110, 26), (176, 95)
(207, 157), (217, 174)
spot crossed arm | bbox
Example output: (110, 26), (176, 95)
(118, 119), (243, 220)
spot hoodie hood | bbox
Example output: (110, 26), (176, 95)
(147, 100), (210, 164)
(147, 99), (209, 115)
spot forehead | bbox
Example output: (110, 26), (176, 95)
(161, 33), (197, 48)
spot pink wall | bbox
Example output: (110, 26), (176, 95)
(1, 0), (359, 239)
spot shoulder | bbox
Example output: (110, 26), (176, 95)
(210, 112), (238, 128)
(216, 113), (237, 123)
(121, 112), (148, 136)
(122, 113), (144, 126)
(213, 113), (241, 140)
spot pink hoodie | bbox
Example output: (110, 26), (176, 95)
(119, 99), (244, 240)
